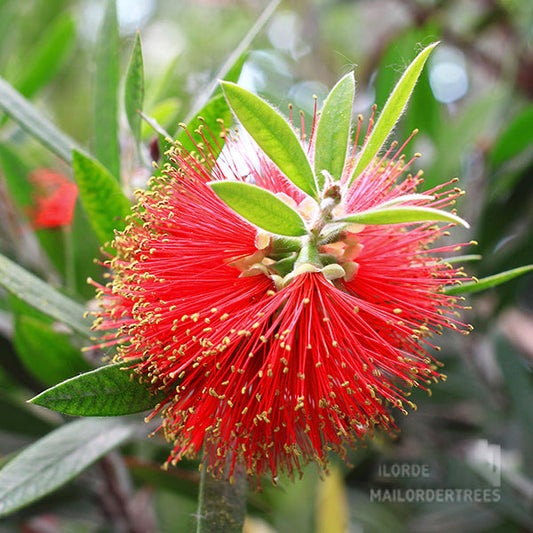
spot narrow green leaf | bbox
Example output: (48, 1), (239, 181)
(444, 265), (533, 296)
(15, 12), (75, 98)
(125, 31), (144, 148)
(314, 72), (355, 185)
(94, 0), (120, 179)
(221, 81), (318, 198)
(72, 150), (131, 245)
(0, 418), (136, 517)
(379, 193), (435, 207)
(14, 316), (92, 386)
(338, 205), (469, 228)
(209, 181), (308, 237)
(348, 42), (439, 185)
(0, 252), (91, 337)
(440, 254), (482, 265)
(224, 52), (248, 84)
(29, 362), (165, 416)
(0, 75), (83, 163)
(490, 104), (533, 166)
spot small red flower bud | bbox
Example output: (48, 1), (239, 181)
(29, 169), (78, 229)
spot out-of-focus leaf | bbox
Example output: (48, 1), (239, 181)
(316, 464), (348, 533)
(0, 331), (43, 393)
(184, 0), (280, 124)
(314, 72), (355, 185)
(72, 150), (131, 245)
(125, 31), (144, 148)
(0, 418), (136, 517)
(426, 87), (504, 189)
(15, 12), (75, 98)
(338, 205), (469, 228)
(349, 42), (438, 185)
(495, 335), (533, 475)
(29, 362), (165, 417)
(141, 98), (181, 141)
(490, 104), (533, 166)
(13, 316), (91, 386)
(209, 181), (308, 236)
(0, 75), (83, 163)
(0, 391), (56, 437)
(444, 265), (533, 295)
(441, 254), (482, 264)
(0, 252), (91, 338)
(221, 81), (318, 198)
(127, 457), (199, 498)
(93, 0), (120, 179)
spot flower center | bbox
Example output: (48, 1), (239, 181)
(230, 187), (365, 289)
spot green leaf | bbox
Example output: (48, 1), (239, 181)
(125, 31), (144, 148)
(490, 104), (533, 166)
(0, 75), (83, 163)
(93, 0), (120, 179)
(379, 193), (435, 207)
(373, 27), (442, 141)
(14, 316), (92, 386)
(176, 94), (233, 161)
(348, 42), (439, 185)
(0, 252), (91, 337)
(29, 362), (165, 417)
(221, 81), (318, 198)
(72, 150), (131, 245)
(314, 72), (355, 185)
(71, 197), (104, 300)
(338, 205), (469, 228)
(444, 265), (533, 296)
(15, 12), (75, 98)
(209, 181), (308, 237)
(441, 254), (482, 265)
(0, 418), (136, 517)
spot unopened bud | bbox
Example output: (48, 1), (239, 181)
(322, 263), (346, 280)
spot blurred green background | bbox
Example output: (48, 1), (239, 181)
(1, 0), (533, 531)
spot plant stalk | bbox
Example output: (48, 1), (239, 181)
(196, 463), (247, 533)
(62, 224), (75, 295)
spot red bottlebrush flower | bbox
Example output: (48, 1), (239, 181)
(92, 55), (471, 482)
(29, 169), (78, 229)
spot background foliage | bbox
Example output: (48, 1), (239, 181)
(0, 0), (532, 531)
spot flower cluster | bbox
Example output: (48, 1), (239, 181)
(92, 67), (470, 482)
